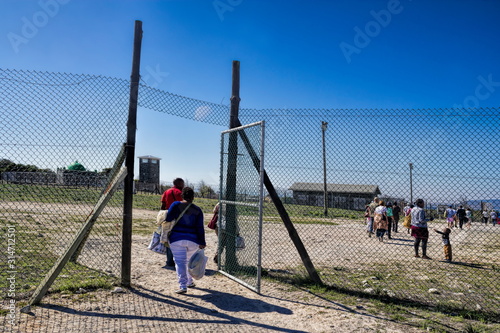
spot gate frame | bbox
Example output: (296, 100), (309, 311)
(218, 120), (266, 293)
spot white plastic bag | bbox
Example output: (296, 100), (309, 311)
(188, 249), (208, 280)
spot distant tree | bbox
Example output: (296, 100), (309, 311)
(0, 159), (15, 172)
(198, 180), (215, 198)
(0, 159), (52, 173)
(184, 178), (193, 189)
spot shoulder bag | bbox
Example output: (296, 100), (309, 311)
(207, 212), (218, 230)
(160, 202), (192, 246)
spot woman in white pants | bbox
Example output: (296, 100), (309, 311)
(166, 187), (206, 294)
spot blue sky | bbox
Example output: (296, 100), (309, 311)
(1, 0), (499, 197)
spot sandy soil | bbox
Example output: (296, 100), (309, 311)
(2, 210), (422, 333)
(7, 232), (426, 333)
(3, 204), (498, 332)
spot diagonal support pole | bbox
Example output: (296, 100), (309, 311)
(25, 167), (127, 307)
(235, 118), (322, 285)
(70, 143), (126, 263)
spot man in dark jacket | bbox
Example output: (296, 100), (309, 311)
(456, 205), (466, 230)
(392, 202), (401, 233)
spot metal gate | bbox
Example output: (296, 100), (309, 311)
(218, 121), (265, 293)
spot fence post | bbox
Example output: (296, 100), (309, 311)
(122, 20), (143, 287)
(224, 60), (241, 271)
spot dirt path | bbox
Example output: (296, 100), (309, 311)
(3, 205), (498, 332)
(8, 232), (425, 333)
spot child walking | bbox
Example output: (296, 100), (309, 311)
(433, 227), (452, 262)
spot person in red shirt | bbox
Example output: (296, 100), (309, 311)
(160, 178), (184, 267)
(161, 178), (184, 210)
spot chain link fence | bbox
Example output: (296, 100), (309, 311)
(1, 68), (499, 327)
(1, 69), (129, 319)
(218, 121), (265, 292)
(239, 107), (500, 314)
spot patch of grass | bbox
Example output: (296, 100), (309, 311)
(2, 183), (365, 226)
(263, 267), (500, 332)
(389, 313), (407, 322)
(51, 275), (114, 294)
(133, 218), (157, 236)
(461, 323), (493, 333)
(419, 319), (434, 331)
(312, 260), (499, 316)
(0, 183), (103, 205)
(0, 222), (118, 308)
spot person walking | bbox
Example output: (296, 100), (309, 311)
(456, 205), (466, 230)
(490, 210), (497, 226)
(211, 202), (225, 264)
(482, 210), (489, 224)
(367, 197), (379, 237)
(373, 200), (388, 242)
(212, 202), (241, 264)
(364, 204), (371, 236)
(166, 187), (206, 294)
(392, 202), (401, 233)
(445, 206), (456, 229)
(465, 208), (472, 229)
(160, 178), (185, 268)
(411, 198), (433, 259)
(403, 203), (413, 234)
(386, 202), (393, 239)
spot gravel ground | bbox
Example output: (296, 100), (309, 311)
(2, 205), (498, 332)
(4, 233), (425, 333)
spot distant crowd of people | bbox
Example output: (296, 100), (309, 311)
(482, 209), (499, 226)
(365, 197), (400, 242)
(364, 196), (499, 263)
(444, 205), (499, 228)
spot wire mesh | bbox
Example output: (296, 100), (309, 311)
(1, 68), (499, 328)
(139, 83), (229, 126)
(240, 107), (500, 313)
(218, 122), (265, 292)
(0, 69), (128, 315)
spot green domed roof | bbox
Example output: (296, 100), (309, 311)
(67, 161), (86, 171)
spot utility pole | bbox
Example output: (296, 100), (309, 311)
(322, 121), (328, 217)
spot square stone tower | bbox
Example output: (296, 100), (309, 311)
(137, 155), (161, 192)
